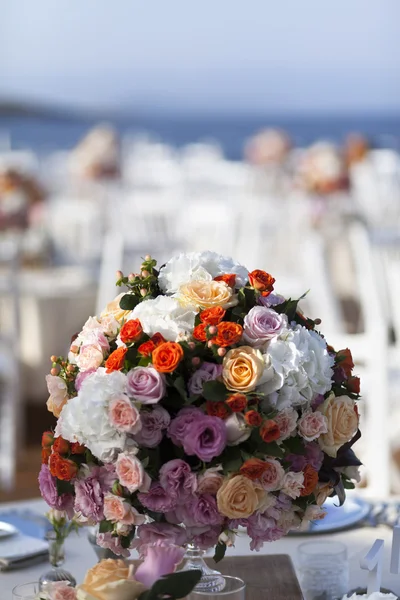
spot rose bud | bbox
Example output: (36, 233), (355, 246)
(116, 270), (123, 280)
(50, 367), (60, 376)
(260, 419), (280, 442)
(217, 347), (226, 357)
(50, 355), (58, 363)
(208, 326), (218, 335)
(144, 254), (151, 261)
(141, 270), (150, 278)
(347, 375), (360, 394)
(42, 431), (54, 448)
(244, 410), (262, 426)
(71, 442), (86, 454)
(52, 437), (70, 455)
(140, 288), (147, 297)
(248, 269), (275, 292)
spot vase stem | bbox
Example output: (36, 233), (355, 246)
(181, 543), (226, 593)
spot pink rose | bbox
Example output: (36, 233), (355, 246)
(76, 344), (104, 371)
(100, 314), (120, 337)
(298, 409), (328, 442)
(116, 453), (151, 493)
(197, 468), (224, 494)
(51, 581), (77, 600)
(109, 395), (141, 434)
(282, 471), (304, 499)
(104, 494), (146, 525)
(260, 458), (285, 492)
(274, 407), (298, 441)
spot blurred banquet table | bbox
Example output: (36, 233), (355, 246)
(0, 266), (96, 402)
(1, 497), (399, 597)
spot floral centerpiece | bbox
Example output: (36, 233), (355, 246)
(39, 251), (361, 573)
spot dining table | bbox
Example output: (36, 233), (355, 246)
(1, 494), (400, 598)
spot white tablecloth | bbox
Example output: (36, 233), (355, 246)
(1, 497), (400, 597)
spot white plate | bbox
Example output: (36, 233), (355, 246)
(293, 496), (371, 534)
(0, 522), (18, 539)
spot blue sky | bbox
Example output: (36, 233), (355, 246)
(1, 0), (399, 114)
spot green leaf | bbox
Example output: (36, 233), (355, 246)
(221, 446), (242, 474)
(55, 479), (74, 496)
(139, 570), (202, 600)
(99, 519), (113, 533)
(213, 541), (227, 563)
(202, 380), (228, 402)
(126, 346), (138, 363)
(282, 436), (305, 455)
(119, 294), (140, 310)
(138, 356), (152, 367)
(256, 442), (284, 458)
(173, 375), (188, 401)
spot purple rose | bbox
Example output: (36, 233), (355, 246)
(275, 492), (293, 511)
(127, 367), (166, 404)
(174, 494), (224, 527)
(286, 453), (308, 472)
(138, 482), (178, 513)
(168, 407), (204, 446)
(182, 415), (227, 462)
(75, 368), (96, 391)
(305, 442), (324, 471)
(74, 465), (115, 522)
(257, 293), (285, 308)
(186, 525), (221, 550)
(188, 362), (223, 396)
(159, 459), (197, 503)
(134, 522), (187, 551)
(134, 406), (170, 448)
(243, 306), (287, 347)
(38, 464), (74, 517)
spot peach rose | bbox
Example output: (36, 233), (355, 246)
(298, 409), (328, 442)
(217, 475), (264, 519)
(222, 346), (265, 392)
(103, 494), (146, 525)
(314, 481), (333, 506)
(76, 344), (104, 371)
(46, 375), (69, 418)
(179, 280), (238, 310)
(109, 395), (141, 434)
(76, 559), (146, 600)
(317, 393), (359, 457)
(197, 467), (224, 494)
(101, 293), (131, 323)
(100, 314), (120, 338)
(115, 453), (150, 493)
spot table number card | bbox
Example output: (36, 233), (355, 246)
(360, 538), (385, 595)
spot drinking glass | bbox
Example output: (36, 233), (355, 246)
(12, 582), (40, 599)
(297, 541), (349, 600)
(187, 575), (246, 600)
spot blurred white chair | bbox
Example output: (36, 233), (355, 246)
(0, 235), (21, 490)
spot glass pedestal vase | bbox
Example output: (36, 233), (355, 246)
(181, 543), (226, 593)
(39, 532), (76, 593)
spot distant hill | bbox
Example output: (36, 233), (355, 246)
(0, 100), (87, 120)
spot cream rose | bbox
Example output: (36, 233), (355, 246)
(76, 559), (146, 600)
(317, 393), (359, 457)
(222, 346), (265, 392)
(101, 293), (131, 324)
(217, 475), (264, 519)
(178, 280), (238, 310)
(46, 375), (69, 418)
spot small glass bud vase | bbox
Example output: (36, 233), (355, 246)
(39, 531), (76, 592)
(181, 542), (226, 593)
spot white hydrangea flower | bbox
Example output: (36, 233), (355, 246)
(158, 251), (248, 294)
(131, 296), (196, 341)
(56, 368), (128, 462)
(262, 324), (334, 409)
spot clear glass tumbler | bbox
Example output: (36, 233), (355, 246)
(297, 541), (349, 600)
(12, 582), (40, 599)
(187, 575), (246, 600)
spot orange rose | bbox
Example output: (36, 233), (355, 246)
(244, 410), (262, 426)
(71, 442), (86, 454)
(119, 319), (143, 344)
(50, 453), (78, 481)
(248, 270), (275, 293)
(347, 375), (360, 394)
(151, 332), (166, 346)
(200, 306), (226, 326)
(214, 274), (236, 288)
(206, 401), (230, 419)
(300, 464), (319, 496)
(105, 347), (128, 373)
(213, 322), (243, 347)
(42, 431), (54, 448)
(42, 447), (51, 464)
(226, 393), (248, 412)
(193, 323), (207, 342)
(152, 342), (184, 373)
(138, 340), (156, 356)
(260, 419), (280, 442)
(336, 348), (354, 377)
(52, 437), (70, 455)
(240, 458), (268, 480)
